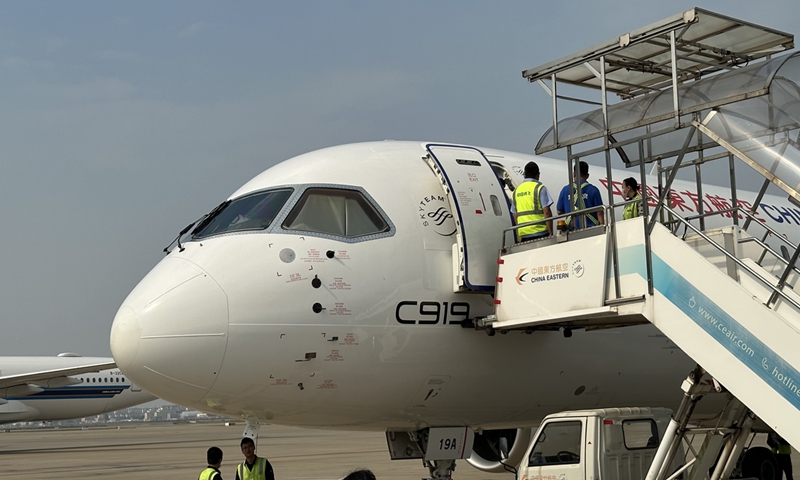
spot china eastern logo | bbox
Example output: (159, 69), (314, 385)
(515, 262), (574, 284)
(418, 194), (456, 236)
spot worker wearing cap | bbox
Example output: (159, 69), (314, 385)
(511, 161), (553, 242)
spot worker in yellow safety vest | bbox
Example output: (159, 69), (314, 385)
(199, 446), (224, 480)
(768, 432), (793, 480)
(236, 437), (275, 480)
(512, 161), (554, 242)
(622, 177), (642, 220)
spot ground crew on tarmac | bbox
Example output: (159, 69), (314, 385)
(511, 161), (553, 241)
(236, 437), (275, 480)
(768, 432), (793, 480)
(557, 161), (604, 229)
(199, 446), (224, 480)
(342, 469), (377, 480)
(622, 177), (642, 220)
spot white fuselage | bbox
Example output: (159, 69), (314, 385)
(0, 356), (155, 424)
(110, 141), (800, 431)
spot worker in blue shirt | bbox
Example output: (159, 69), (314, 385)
(557, 161), (604, 229)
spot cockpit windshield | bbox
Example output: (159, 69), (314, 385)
(192, 188), (293, 239)
(282, 187), (389, 238)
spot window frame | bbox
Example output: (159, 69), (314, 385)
(621, 418), (660, 450)
(275, 184), (395, 243)
(190, 186), (295, 240)
(527, 420), (584, 467)
(186, 184), (394, 243)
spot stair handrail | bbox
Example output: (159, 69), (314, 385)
(738, 207), (800, 252)
(738, 237), (800, 278)
(654, 205), (800, 279)
(661, 204), (800, 311)
(501, 203), (613, 247)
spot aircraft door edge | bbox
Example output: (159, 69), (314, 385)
(423, 144), (512, 291)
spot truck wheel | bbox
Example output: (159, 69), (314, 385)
(741, 446), (780, 480)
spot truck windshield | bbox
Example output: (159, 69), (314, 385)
(528, 421), (582, 466)
(192, 188), (293, 239)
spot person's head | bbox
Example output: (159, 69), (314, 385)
(573, 161), (590, 180)
(342, 469), (377, 480)
(207, 446), (223, 467)
(240, 437), (256, 462)
(622, 177), (640, 199)
(523, 161), (540, 180)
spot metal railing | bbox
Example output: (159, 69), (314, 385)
(502, 204), (608, 245)
(503, 197), (645, 300)
(503, 195), (800, 313)
(665, 204), (800, 277)
(659, 204), (800, 311)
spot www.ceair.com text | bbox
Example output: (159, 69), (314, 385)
(698, 305), (754, 357)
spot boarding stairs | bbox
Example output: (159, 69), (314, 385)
(478, 7), (800, 478)
(486, 215), (800, 448)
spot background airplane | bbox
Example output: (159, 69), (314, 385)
(0, 353), (155, 425)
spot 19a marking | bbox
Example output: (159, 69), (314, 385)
(440, 438), (457, 450)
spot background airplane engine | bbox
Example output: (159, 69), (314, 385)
(466, 427), (532, 473)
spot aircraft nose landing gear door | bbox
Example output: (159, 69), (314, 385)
(424, 144), (512, 292)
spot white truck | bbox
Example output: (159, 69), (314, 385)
(516, 407), (675, 480)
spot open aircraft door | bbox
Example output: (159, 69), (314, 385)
(424, 144), (512, 291)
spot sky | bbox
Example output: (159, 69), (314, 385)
(1, 1), (797, 357)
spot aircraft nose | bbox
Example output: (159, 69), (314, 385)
(110, 257), (228, 405)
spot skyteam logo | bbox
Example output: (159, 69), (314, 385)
(572, 260), (585, 278)
(418, 195), (456, 236)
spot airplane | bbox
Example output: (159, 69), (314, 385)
(108, 140), (800, 476)
(0, 353), (155, 425)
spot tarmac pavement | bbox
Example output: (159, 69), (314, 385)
(0, 422), (500, 480)
(1, 422), (796, 479)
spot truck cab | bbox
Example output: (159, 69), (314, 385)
(518, 407), (675, 480)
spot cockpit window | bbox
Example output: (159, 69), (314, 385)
(282, 188), (389, 238)
(192, 188), (293, 239)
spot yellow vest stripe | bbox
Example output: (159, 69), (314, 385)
(567, 181), (598, 227)
(238, 457), (267, 480)
(199, 467), (219, 480)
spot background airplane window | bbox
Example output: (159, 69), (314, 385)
(622, 419), (660, 449)
(528, 421), (582, 466)
(283, 188), (389, 238)
(193, 188), (293, 239)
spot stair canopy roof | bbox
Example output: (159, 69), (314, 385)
(536, 52), (800, 200)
